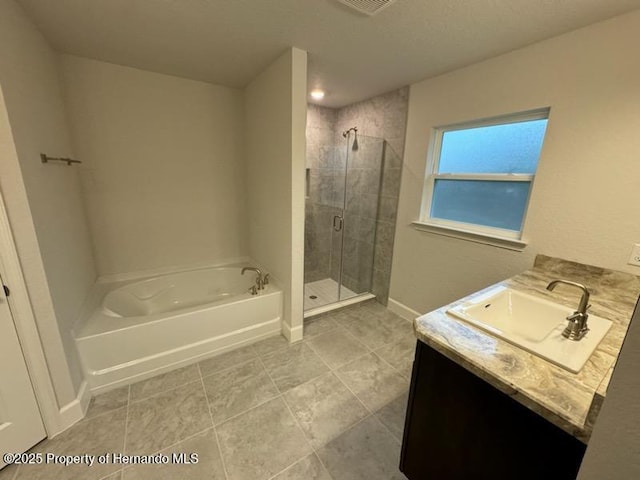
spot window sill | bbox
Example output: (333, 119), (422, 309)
(411, 221), (528, 251)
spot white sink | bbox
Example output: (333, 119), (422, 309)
(447, 286), (612, 373)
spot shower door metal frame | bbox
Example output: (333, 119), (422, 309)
(334, 130), (352, 302)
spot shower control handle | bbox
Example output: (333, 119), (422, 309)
(333, 215), (343, 232)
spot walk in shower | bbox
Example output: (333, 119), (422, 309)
(304, 126), (387, 314)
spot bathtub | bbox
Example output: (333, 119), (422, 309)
(75, 265), (283, 393)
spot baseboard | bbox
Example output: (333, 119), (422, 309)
(388, 297), (423, 322)
(282, 322), (303, 343)
(55, 381), (91, 436)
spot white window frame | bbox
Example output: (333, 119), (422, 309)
(414, 108), (549, 250)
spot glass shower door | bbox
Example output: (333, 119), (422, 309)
(337, 133), (385, 301)
(303, 129), (385, 311)
(303, 137), (347, 310)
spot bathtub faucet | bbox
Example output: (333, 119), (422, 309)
(241, 267), (266, 291)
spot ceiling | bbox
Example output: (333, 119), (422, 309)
(17, 0), (640, 108)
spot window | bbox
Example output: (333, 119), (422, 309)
(417, 109), (549, 247)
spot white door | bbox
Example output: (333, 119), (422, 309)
(0, 275), (46, 469)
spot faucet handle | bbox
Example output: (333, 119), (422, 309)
(263, 273), (270, 285)
(566, 312), (584, 322)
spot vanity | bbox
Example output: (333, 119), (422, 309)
(400, 255), (640, 479)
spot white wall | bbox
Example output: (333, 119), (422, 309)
(61, 55), (248, 276)
(391, 10), (640, 314)
(0, 0), (96, 406)
(578, 300), (640, 478)
(244, 48), (307, 341)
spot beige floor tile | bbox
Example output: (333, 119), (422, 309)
(337, 310), (413, 350)
(202, 359), (279, 425)
(283, 372), (368, 448)
(303, 316), (340, 339)
(0, 463), (18, 480)
(102, 471), (123, 480)
(199, 345), (257, 378)
(317, 416), (405, 480)
(130, 364), (200, 402)
(15, 408), (126, 480)
(355, 301), (389, 317)
(335, 353), (409, 412)
(375, 390), (410, 442)
(8, 316), (418, 480)
(305, 329), (369, 369)
(328, 308), (362, 326)
(84, 386), (129, 420)
(271, 453), (332, 480)
(217, 397), (312, 480)
(122, 429), (224, 480)
(251, 335), (292, 357)
(260, 343), (330, 392)
(375, 335), (416, 378)
(125, 382), (212, 456)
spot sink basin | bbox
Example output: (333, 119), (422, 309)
(447, 286), (612, 373)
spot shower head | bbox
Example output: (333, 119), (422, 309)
(352, 131), (359, 151)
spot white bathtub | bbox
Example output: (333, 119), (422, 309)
(75, 265), (283, 393)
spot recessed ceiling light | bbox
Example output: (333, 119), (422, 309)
(310, 89), (325, 100)
(337, 0), (398, 16)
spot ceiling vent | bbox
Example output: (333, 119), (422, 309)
(336, 0), (399, 16)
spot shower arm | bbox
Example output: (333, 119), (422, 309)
(342, 126), (357, 138)
(342, 126), (359, 151)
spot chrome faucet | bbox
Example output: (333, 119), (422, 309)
(241, 267), (265, 291)
(546, 279), (591, 341)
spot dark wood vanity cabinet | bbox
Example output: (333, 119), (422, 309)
(400, 341), (587, 480)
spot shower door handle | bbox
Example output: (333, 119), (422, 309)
(333, 215), (343, 232)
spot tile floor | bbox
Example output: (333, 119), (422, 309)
(4, 301), (415, 480)
(303, 278), (357, 310)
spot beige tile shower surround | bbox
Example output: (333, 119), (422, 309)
(414, 255), (640, 443)
(7, 302), (414, 480)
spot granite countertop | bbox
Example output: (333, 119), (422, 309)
(413, 255), (640, 443)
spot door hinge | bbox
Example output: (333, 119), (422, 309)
(3, 284), (9, 297)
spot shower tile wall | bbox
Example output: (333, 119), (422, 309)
(334, 87), (409, 305)
(305, 88), (408, 305)
(305, 105), (339, 283)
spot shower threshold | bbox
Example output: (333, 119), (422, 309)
(304, 292), (375, 318)
(303, 278), (375, 318)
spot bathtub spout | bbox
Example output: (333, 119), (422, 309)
(241, 266), (262, 276)
(242, 267), (265, 290)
